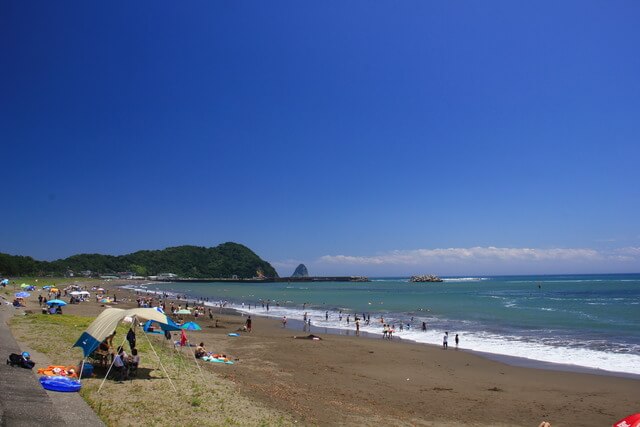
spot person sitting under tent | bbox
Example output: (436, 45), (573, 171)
(127, 349), (140, 377)
(92, 331), (115, 367)
(195, 342), (207, 359)
(112, 348), (127, 382)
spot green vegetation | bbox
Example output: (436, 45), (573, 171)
(10, 314), (290, 426)
(0, 242), (278, 278)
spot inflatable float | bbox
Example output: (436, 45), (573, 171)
(39, 376), (82, 392)
(37, 365), (79, 378)
(227, 333), (240, 337)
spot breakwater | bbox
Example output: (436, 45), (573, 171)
(156, 276), (369, 283)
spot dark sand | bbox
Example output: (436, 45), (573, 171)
(9, 280), (640, 426)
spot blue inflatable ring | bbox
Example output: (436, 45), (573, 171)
(39, 376), (82, 392)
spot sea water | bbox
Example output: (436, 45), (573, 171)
(127, 274), (640, 376)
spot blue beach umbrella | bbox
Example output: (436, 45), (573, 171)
(46, 299), (67, 306)
(1, 279), (9, 285)
(181, 321), (202, 331)
(15, 292), (30, 298)
(42, 285), (52, 289)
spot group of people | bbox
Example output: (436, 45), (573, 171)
(112, 345), (140, 383)
(442, 332), (459, 349)
(95, 328), (141, 383)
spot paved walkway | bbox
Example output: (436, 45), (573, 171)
(0, 302), (104, 427)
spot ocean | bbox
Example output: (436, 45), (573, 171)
(127, 274), (640, 376)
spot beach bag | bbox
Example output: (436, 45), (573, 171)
(7, 353), (35, 369)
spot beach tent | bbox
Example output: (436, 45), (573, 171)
(143, 318), (181, 333)
(181, 321), (202, 331)
(70, 291), (90, 296)
(1, 279), (9, 285)
(20, 284), (31, 288)
(15, 292), (30, 298)
(74, 308), (179, 393)
(73, 307), (177, 357)
(176, 309), (191, 315)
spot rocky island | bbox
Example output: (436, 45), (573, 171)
(291, 263), (309, 278)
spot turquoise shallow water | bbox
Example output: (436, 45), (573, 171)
(131, 273), (640, 375)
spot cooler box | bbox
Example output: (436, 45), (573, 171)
(80, 362), (94, 378)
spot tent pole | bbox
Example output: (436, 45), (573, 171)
(98, 327), (130, 393)
(141, 324), (177, 392)
(78, 358), (86, 382)
(186, 336), (207, 384)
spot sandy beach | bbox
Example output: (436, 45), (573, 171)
(5, 279), (639, 426)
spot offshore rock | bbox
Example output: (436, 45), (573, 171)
(292, 264), (309, 277)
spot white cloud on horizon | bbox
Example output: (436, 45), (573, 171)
(307, 246), (640, 276)
(270, 247), (640, 276)
(318, 246), (608, 265)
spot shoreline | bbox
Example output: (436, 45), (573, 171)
(123, 281), (640, 380)
(6, 278), (640, 426)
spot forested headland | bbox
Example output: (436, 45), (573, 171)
(0, 242), (278, 279)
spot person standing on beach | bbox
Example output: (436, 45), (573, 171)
(325, 311), (328, 321)
(282, 316), (287, 328)
(126, 327), (136, 351)
(443, 332), (448, 349)
(355, 319), (360, 336)
(455, 334), (459, 348)
(422, 322), (427, 332)
(245, 316), (252, 332)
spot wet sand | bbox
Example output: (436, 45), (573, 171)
(12, 280), (640, 426)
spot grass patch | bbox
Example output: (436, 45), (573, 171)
(11, 313), (291, 427)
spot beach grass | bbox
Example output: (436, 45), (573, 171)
(10, 313), (291, 427)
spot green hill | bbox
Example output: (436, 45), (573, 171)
(0, 242), (278, 278)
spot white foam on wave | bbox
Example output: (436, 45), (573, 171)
(122, 285), (640, 377)
(230, 304), (640, 376)
(442, 277), (488, 282)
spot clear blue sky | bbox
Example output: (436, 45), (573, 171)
(2, 1), (639, 276)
